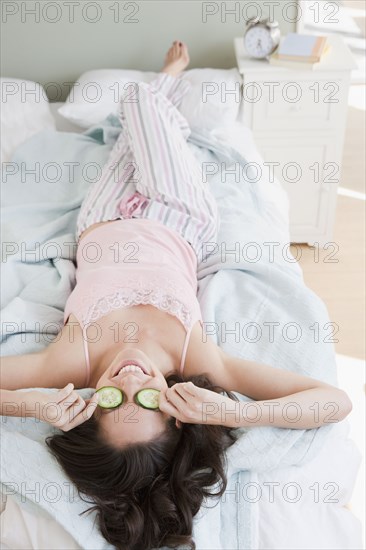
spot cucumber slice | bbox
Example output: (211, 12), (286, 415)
(96, 386), (123, 409)
(136, 389), (160, 410)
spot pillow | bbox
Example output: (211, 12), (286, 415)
(179, 68), (242, 130)
(0, 78), (56, 164)
(58, 68), (241, 130)
(58, 69), (157, 129)
(0, 492), (82, 550)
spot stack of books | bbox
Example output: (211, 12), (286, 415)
(269, 33), (331, 70)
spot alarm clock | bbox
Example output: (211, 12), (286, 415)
(244, 16), (281, 59)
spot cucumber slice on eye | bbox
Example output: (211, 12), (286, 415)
(136, 389), (160, 410)
(96, 386), (123, 409)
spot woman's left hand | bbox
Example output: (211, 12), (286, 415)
(159, 381), (235, 426)
(27, 383), (99, 431)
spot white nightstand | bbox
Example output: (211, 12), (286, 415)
(234, 34), (357, 246)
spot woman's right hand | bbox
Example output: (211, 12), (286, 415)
(159, 381), (237, 427)
(27, 383), (99, 431)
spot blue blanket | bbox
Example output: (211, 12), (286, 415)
(0, 117), (337, 549)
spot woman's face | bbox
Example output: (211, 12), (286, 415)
(94, 348), (176, 446)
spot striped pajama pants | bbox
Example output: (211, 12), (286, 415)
(76, 72), (219, 260)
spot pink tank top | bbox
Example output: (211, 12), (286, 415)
(64, 219), (203, 387)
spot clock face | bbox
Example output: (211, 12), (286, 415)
(244, 26), (273, 58)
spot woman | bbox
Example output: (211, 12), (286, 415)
(0, 42), (352, 550)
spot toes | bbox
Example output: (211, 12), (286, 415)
(167, 44), (175, 59)
(180, 42), (187, 54)
(166, 41), (187, 63)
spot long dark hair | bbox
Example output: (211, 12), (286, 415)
(45, 373), (238, 550)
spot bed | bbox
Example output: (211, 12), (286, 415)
(0, 69), (363, 550)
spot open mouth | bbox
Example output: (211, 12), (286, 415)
(112, 361), (149, 378)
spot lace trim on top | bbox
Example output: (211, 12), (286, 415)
(83, 287), (192, 329)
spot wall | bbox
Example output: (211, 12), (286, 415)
(1, 0), (298, 101)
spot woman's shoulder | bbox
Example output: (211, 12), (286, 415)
(183, 321), (224, 381)
(42, 314), (88, 389)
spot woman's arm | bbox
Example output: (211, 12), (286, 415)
(0, 317), (87, 390)
(158, 381), (352, 430)
(0, 352), (47, 390)
(212, 349), (352, 429)
(0, 388), (35, 417)
(0, 385), (99, 430)
(184, 328), (352, 429)
(224, 386), (352, 429)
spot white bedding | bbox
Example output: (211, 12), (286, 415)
(1, 420), (362, 549)
(0, 78), (56, 164)
(0, 100), (363, 550)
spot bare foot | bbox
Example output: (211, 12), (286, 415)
(161, 41), (190, 77)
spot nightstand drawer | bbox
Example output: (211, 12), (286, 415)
(255, 135), (339, 242)
(244, 77), (344, 132)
